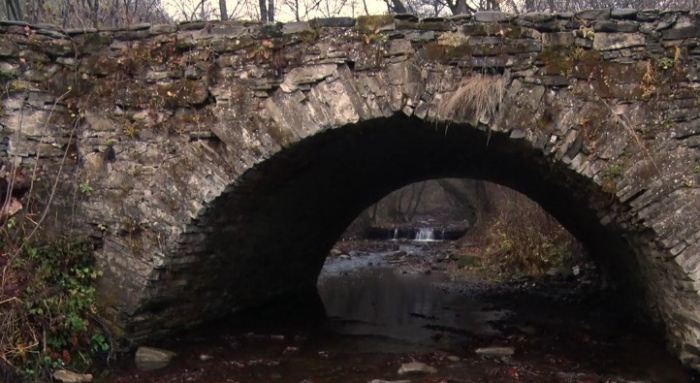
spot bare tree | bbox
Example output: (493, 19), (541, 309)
(20, 0), (170, 28)
(4, 0), (22, 20)
(219, 0), (228, 19)
(382, 0), (698, 17)
(164, 0), (216, 20)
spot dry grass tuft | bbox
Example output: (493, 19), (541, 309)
(437, 73), (507, 125)
(458, 184), (580, 279)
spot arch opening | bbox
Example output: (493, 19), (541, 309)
(111, 111), (700, 380)
(158, 114), (660, 338)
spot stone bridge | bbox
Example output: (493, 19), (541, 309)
(2, 8), (700, 370)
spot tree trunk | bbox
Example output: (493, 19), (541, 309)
(407, 182), (428, 222)
(91, 0), (100, 28)
(524, 0), (534, 12)
(259, 0), (267, 21)
(6, 0), (22, 20)
(385, 0), (408, 14)
(219, 0), (228, 20)
(267, 0), (274, 21)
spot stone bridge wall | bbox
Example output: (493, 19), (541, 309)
(1, 9), (700, 370)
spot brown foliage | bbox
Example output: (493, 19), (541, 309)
(467, 184), (578, 278)
(437, 74), (507, 126)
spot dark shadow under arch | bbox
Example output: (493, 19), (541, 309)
(178, 113), (649, 327)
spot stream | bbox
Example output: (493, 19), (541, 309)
(105, 243), (699, 383)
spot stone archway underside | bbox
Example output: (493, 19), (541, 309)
(1, 10), (700, 370)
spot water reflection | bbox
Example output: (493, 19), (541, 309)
(318, 266), (506, 352)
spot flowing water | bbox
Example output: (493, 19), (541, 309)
(105, 245), (699, 383)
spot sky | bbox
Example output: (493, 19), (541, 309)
(163, 0), (391, 23)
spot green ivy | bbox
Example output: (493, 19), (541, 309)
(1, 237), (109, 382)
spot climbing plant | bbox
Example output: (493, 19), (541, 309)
(0, 237), (110, 382)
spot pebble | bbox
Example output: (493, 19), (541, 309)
(397, 361), (437, 375)
(475, 346), (515, 357)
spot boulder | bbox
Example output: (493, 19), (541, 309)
(52, 370), (92, 383)
(135, 346), (177, 371)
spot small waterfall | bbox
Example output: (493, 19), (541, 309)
(392, 228), (399, 240)
(414, 228), (435, 242)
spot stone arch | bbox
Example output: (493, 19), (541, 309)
(89, 61), (700, 371)
(0, 11), (686, 370)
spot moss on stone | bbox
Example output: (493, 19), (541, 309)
(415, 21), (452, 31)
(503, 26), (524, 39)
(7, 80), (28, 93)
(537, 45), (575, 76)
(79, 56), (119, 76)
(210, 36), (255, 53)
(79, 32), (113, 51)
(299, 28), (321, 44)
(394, 20), (419, 30)
(47, 70), (95, 98)
(462, 23), (503, 36)
(260, 23), (284, 38)
(424, 41), (473, 61)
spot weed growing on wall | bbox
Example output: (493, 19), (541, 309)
(437, 73), (508, 126)
(0, 236), (109, 382)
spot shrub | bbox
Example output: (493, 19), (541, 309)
(466, 184), (579, 279)
(0, 237), (109, 382)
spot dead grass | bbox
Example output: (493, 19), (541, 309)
(457, 184), (580, 279)
(437, 73), (507, 125)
